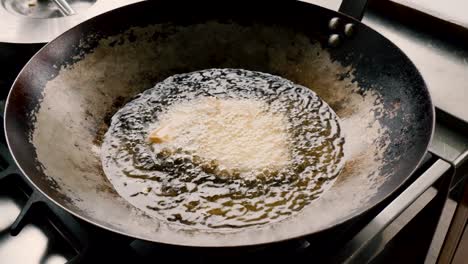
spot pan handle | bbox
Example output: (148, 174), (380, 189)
(338, 0), (369, 21)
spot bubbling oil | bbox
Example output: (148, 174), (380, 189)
(101, 69), (345, 229)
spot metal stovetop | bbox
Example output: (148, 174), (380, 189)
(1, 1), (468, 263)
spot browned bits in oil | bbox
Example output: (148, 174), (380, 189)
(102, 69), (345, 229)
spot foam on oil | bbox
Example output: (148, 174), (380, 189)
(101, 69), (345, 229)
(148, 97), (292, 176)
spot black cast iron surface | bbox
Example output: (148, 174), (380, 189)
(4, 0), (433, 246)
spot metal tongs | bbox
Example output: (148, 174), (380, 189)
(52, 0), (76, 16)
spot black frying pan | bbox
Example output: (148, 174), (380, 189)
(4, 0), (433, 247)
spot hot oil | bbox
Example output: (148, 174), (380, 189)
(101, 69), (345, 229)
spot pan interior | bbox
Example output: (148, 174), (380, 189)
(8, 2), (432, 245)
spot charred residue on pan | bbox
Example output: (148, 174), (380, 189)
(93, 96), (126, 146)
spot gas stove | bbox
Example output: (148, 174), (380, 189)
(1, 1), (468, 263)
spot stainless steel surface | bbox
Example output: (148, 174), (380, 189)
(375, 187), (439, 262)
(335, 159), (452, 263)
(52, 0), (76, 16)
(307, 0), (468, 29)
(425, 198), (458, 263)
(302, 0), (341, 11)
(391, 0), (468, 28)
(362, 12), (468, 125)
(0, 195), (69, 263)
(430, 122), (468, 165)
(433, 181), (468, 264)
(0, 0), (143, 43)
